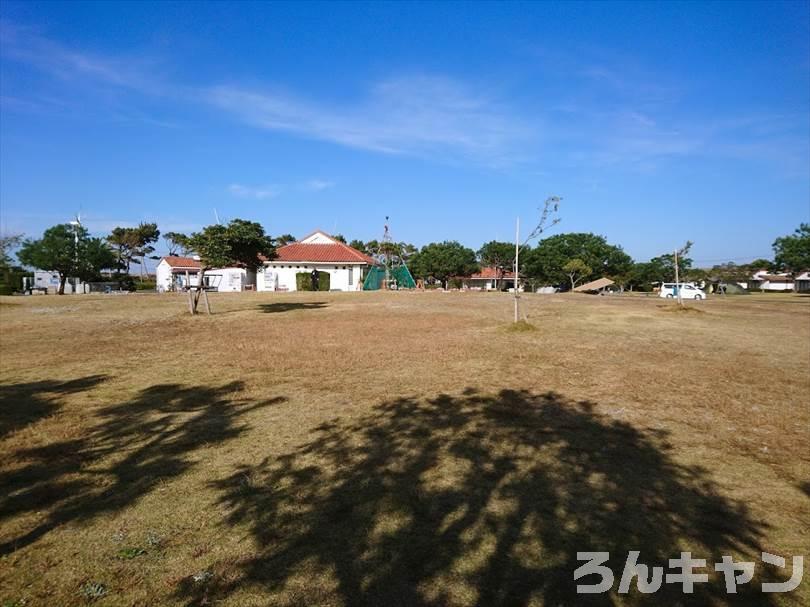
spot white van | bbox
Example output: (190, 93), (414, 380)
(659, 283), (707, 300)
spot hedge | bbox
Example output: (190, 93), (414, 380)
(295, 271), (331, 291)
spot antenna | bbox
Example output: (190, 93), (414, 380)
(214, 208), (221, 225)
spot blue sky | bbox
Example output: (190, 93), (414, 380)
(1, 0), (808, 265)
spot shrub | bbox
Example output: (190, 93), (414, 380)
(296, 271), (330, 291)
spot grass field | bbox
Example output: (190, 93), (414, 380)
(1, 290), (808, 606)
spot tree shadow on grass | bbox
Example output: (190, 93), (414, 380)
(0, 375), (109, 440)
(0, 380), (284, 556)
(257, 302), (329, 313)
(185, 389), (776, 606)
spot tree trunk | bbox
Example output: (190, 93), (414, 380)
(58, 274), (67, 295)
(189, 269), (208, 315)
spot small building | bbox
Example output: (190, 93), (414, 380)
(794, 271), (810, 293)
(257, 230), (376, 292)
(747, 270), (795, 292)
(31, 270), (87, 294)
(459, 267), (516, 291)
(155, 256), (256, 292)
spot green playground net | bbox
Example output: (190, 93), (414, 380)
(363, 265), (416, 290)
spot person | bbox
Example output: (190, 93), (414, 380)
(310, 268), (320, 291)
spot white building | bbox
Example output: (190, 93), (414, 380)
(794, 271), (810, 293)
(257, 230), (376, 292)
(31, 270), (87, 294)
(156, 256), (256, 292)
(748, 270), (795, 292)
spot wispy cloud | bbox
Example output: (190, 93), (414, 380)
(206, 75), (530, 163)
(3, 20), (807, 176)
(302, 179), (335, 191)
(0, 20), (165, 93)
(227, 183), (279, 200)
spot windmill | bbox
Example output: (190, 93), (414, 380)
(68, 211), (83, 292)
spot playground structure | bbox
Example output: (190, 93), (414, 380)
(362, 216), (416, 290)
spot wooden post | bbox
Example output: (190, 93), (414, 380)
(187, 288), (195, 315)
(202, 287), (211, 315)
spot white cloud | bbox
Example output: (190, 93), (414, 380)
(206, 75), (531, 163)
(303, 179), (335, 191)
(227, 183), (279, 200)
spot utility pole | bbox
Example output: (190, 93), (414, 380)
(514, 217), (520, 322)
(674, 248), (682, 307)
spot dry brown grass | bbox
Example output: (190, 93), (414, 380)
(1, 290), (808, 606)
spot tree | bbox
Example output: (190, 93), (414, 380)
(276, 234), (297, 246)
(186, 219), (276, 314)
(523, 233), (631, 287)
(0, 233), (23, 268)
(747, 258), (773, 272)
(562, 258), (592, 290)
(0, 233), (26, 294)
(773, 223), (810, 272)
(478, 240), (514, 290)
(17, 224), (114, 294)
(409, 241), (477, 287)
(107, 222), (160, 278)
(349, 239), (368, 254)
(134, 222), (160, 279)
(164, 232), (191, 256)
(332, 234), (347, 244)
(79, 238), (117, 281)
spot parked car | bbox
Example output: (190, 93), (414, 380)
(659, 283), (707, 300)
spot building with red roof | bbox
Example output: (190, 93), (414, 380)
(258, 230), (377, 292)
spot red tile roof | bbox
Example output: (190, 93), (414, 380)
(466, 266), (515, 280)
(161, 256), (201, 269)
(272, 242), (376, 265)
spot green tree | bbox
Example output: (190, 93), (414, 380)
(17, 224), (114, 294)
(0, 233), (26, 294)
(107, 222), (160, 278)
(0, 233), (23, 268)
(348, 239), (367, 254)
(772, 223), (810, 272)
(478, 240), (514, 290)
(409, 241), (477, 287)
(562, 258), (592, 290)
(276, 234), (297, 246)
(186, 219), (276, 314)
(164, 232), (191, 256)
(80, 238), (117, 281)
(523, 233), (631, 287)
(332, 234), (347, 244)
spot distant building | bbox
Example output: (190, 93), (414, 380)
(747, 270), (795, 292)
(31, 270), (86, 294)
(155, 256), (256, 292)
(794, 271), (810, 293)
(459, 267), (516, 291)
(257, 230), (375, 292)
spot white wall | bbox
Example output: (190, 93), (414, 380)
(257, 263), (365, 292)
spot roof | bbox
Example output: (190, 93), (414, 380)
(160, 256), (201, 269)
(268, 231), (376, 265)
(756, 274), (794, 283)
(573, 277), (615, 292)
(466, 266), (516, 280)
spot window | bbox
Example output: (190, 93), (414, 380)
(348, 267), (354, 285)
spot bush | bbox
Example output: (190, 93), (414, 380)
(134, 278), (156, 291)
(295, 271), (330, 291)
